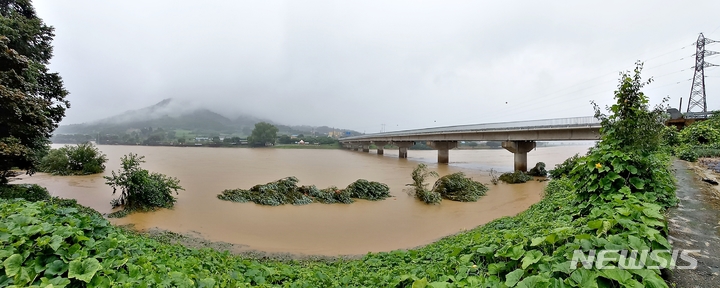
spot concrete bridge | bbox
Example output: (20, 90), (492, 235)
(339, 116), (601, 171)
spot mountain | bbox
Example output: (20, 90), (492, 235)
(54, 99), (358, 137)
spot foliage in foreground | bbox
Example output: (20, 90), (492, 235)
(0, 184), (50, 202)
(499, 171), (533, 184)
(104, 153), (183, 218)
(0, 172), (674, 287)
(38, 143), (107, 176)
(217, 177), (391, 206)
(548, 154), (581, 178)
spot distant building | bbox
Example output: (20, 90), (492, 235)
(327, 131), (343, 138)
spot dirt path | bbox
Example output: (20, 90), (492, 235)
(666, 160), (720, 287)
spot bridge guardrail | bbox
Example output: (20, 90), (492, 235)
(340, 116), (600, 141)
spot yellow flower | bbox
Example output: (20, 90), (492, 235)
(595, 163), (602, 169)
(472, 265), (477, 269)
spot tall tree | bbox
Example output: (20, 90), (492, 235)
(248, 122), (278, 147)
(0, 0), (69, 184)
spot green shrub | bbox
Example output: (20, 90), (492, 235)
(0, 184), (50, 201)
(498, 171), (532, 184)
(548, 154), (580, 178)
(432, 172), (488, 202)
(38, 142), (107, 175)
(406, 164), (442, 204)
(661, 125), (680, 147)
(674, 145), (699, 162)
(526, 162), (547, 177)
(104, 153), (183, 217)
(218, 177), (389, 205)
(345, 179), (391, 201)
(679, 121), (720, 146)
(306, 185), (354, 204)
(218, 177), (313, 206)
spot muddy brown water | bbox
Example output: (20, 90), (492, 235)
(14, 144), (590, 256)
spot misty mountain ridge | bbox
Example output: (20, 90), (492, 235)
(55, 98), (357, 137)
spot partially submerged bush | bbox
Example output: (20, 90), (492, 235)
(218, 177), (390, 206)
(407, 165), (490, 204)
(0, 184), (50, 201)
(406, 164), (442, 204)
(104, 153), (183, 217)
(345, 179), (390, 201)
(431, 172), (488, 202)
(306, 185), (353, 204)
(38, 142), (107, 175)
(548, 154), (580, 178)
(218, 177), (313, 206)
(526, 162), (547, 177)
(498, 171), (532, 184)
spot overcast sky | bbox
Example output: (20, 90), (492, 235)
(34, 0), (720, 132)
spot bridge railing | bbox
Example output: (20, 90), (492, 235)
(341, 116), (600, 140)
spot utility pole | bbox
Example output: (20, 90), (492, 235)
(687, 33), (718, 114)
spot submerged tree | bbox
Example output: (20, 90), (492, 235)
(104, 153), (183, 217)
(0, 0), (70, 184)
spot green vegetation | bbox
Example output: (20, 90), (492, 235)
(0, 1), (69, 184)
(548, 154), (581, 178)
(665, 114), (720, 161)
(0, 184), (50, 202)
(407, 165), (489, 204)
(104, 154), (183, 218)
(0, 58), (680, 286)
(499, 171), (533, 184)
(526, 162), (547, 177)
(218, 177), (390, 206)
(248, 122), (279, 147)
(432, 172), (489, 202)
(37, 143), (107, 175)
(273, 143), (341, 149)
(406, 164), (442, 204)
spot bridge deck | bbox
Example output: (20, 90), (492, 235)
(341, 116), (601, 142)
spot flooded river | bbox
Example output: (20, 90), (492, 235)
(14, 144), (590, 256)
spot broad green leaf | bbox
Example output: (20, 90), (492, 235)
(41, 276), (71, 288)
(530, 237), (545, 246)
(521, 250), (543, 269)
(505, 269), (524, 287)
(428, 282), (450, 288)
(642, 207), (664, 220)
(599, 269), (633, 284)
(45, 260), (68, 276)
(3, 254), (23, 277)
(412, 277), (428, 288)
(516, 275), (549, 288)
(627, 165), (638, 174)
(629, 177), (645, 189)
(68, 258), (101, 283)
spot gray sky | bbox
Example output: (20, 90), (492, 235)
(35, 0), (720, 132)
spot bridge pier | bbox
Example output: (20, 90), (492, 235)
(502, 141), (536, 172)
(427, 141), (458, 164)
(352, 144), (359, 151)
(394, 142), (414, 158)
(360, 141), (371, 153)
(373, 141), (388, 155)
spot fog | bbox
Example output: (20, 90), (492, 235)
(34, 0), (720, 132)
